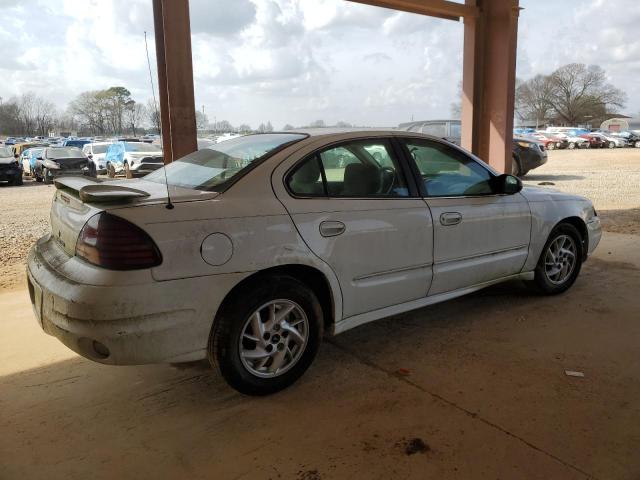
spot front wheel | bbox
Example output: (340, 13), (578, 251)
(533, 223), (583, 295)
(635, 141), (640, 148)
(547, 142), (555, 150)
(608, 142), (615, 149)
(209, 275), (323, 395)
(568, 142), (576, 150)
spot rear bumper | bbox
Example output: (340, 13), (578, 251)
(26, 235), (249, 365)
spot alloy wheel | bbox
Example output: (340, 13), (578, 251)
(544, 234), (577, 285)
(239, 299), (309, 378)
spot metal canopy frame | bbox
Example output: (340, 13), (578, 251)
(152, 0), (520, 173)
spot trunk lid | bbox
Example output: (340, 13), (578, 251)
(50, 177), (218, 256)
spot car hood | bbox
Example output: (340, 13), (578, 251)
(0, 156), (16, 164)
(520, 185), (588, 203)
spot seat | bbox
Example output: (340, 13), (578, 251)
(342, 163), (380, 196)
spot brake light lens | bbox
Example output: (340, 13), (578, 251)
(76, 213), (162, 270)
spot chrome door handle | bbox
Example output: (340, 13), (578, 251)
(440, 212), (462, 226)
(319, 221), (346, 237)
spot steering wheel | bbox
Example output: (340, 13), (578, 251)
(379, 166), (396, 194)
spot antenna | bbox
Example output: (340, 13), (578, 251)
(144, 30), (173, 210)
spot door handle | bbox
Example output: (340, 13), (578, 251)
(440, 212), (462, 226)
(319, 220), (346, 237)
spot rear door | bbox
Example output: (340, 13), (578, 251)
(399, 136), (531, 295)
(274, 136), (434, 319)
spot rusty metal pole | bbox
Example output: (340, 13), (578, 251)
(152, 0), (198, 164)
(461, 0), (520, 173)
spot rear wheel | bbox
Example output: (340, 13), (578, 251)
(533, 223), (583, 295)
(208, 275), (323, 395)
(547, 142), (555, 150)
(635, 141), (640, 148)
(568, 142), (576, 150)
(608, 141), (615, 149)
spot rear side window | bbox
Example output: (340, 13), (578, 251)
(287, 139), (409, 198)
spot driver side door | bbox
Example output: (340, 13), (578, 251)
(400, 137), (532, 295)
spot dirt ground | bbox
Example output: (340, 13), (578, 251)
(1, 148), (639, 479)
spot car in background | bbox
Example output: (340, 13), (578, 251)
(34, 146), (91, 184)
(12, 142), (48, 160)
(0, 146), (23, 185)
(399, 120), (545, 177)
(104, 141), (164, 178)
(528, 132), (559, 150)
(580, 134), (606, 149)
(62, 139), (92, 149)
(20, 147), (45, 177)
(609, 131), (640, 148)
(82, 142), (112, 175)
(197, 138), (216, 150)
(512, 137), (547, 176)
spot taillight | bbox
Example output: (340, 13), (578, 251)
(76, 213), (162, 270)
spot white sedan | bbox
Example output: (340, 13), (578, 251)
(27, 130), (602, 395)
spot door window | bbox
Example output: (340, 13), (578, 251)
(287, 139), (409, 198)
(404, 139), (493, 197)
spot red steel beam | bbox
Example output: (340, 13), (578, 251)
(152, 0), (197, 164)
(347, 0), (478, 21)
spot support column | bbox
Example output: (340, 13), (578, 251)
(461, 0), (520, 173)
(152, 0), (197, 164)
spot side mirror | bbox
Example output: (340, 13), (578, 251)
(492, 173), (522, 195)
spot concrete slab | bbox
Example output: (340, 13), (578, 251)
(1, 233), (638, 479)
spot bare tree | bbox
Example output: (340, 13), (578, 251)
(124, 102), (146, 136)
(34, 98), (56, 136)
(146, 98), (161, 133)
(237, 123), (252, 133)
(515, 74), (555, 124)
(195, 110), (209, 130)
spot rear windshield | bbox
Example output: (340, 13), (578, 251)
(124, 142), (161, 152)
(0, 147), (13, 157)
(146, 133), (306, 192)
(47, 147), (84, 159)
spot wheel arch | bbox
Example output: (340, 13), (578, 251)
(556, 216), (588, 260)
(215, 264), (338, 333)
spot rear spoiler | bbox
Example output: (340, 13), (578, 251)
(54, 177), (150, 203)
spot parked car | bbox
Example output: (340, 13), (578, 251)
(20, 147), (45, 177)
(34, 146), (91, 183)
(512, 137), (547, 176)
(82, 142), (112, 175)
(104, 141), (164, 178)
(528, 132), (560, 150)
(399, 120), (545, 177)
(26, 130), (602, 395)
(62, 139), (92, 149)
(609, 131), (640, 148)
(580, 134), (606, 149)
(0, 146), (23, 185)
(592, 132), (626, 148)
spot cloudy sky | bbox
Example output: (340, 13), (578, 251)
(1, 0), (638, 129)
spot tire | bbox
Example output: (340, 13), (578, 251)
(568, 142), (576, 150)
(511, 156), (521, 177)
(608, 142), (615, 149)
(12, 174), (23, 186)
(35, 171), (43, 183)
(547, 142), (555, 150)
(43, 168), (52, 184)
(125, 162), (133, 179)
(107, 163), (116, 178)
(208, 275), (323, 396)
(532, 223), (583, 295)
(635, 141), (640, 148)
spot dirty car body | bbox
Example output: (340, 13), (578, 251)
(27, 130), (602, 395)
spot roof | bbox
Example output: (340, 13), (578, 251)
(288, 127), (399, 137)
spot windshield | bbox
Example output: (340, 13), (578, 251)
(146, 133), (307, 191)
(0, 147), (13, 157)
(47, 147), (84, 159)
(124, 142), (161, 152)
(92, 144), (109, 154)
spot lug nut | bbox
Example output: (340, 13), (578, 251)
(263, 332), (270, 341)
(266, 344), (273, 352)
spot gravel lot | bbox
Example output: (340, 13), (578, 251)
(1, 147), (638, 289)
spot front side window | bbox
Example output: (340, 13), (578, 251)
(288, 139), (409, 198)
(124, 142), (161, 153)
(403, 139), (493, 197)
(146, 133), (306, 192)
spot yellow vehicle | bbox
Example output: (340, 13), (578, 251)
(12, 142), (48, 158)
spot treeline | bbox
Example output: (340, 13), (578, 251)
(516, 63), (626, 125)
